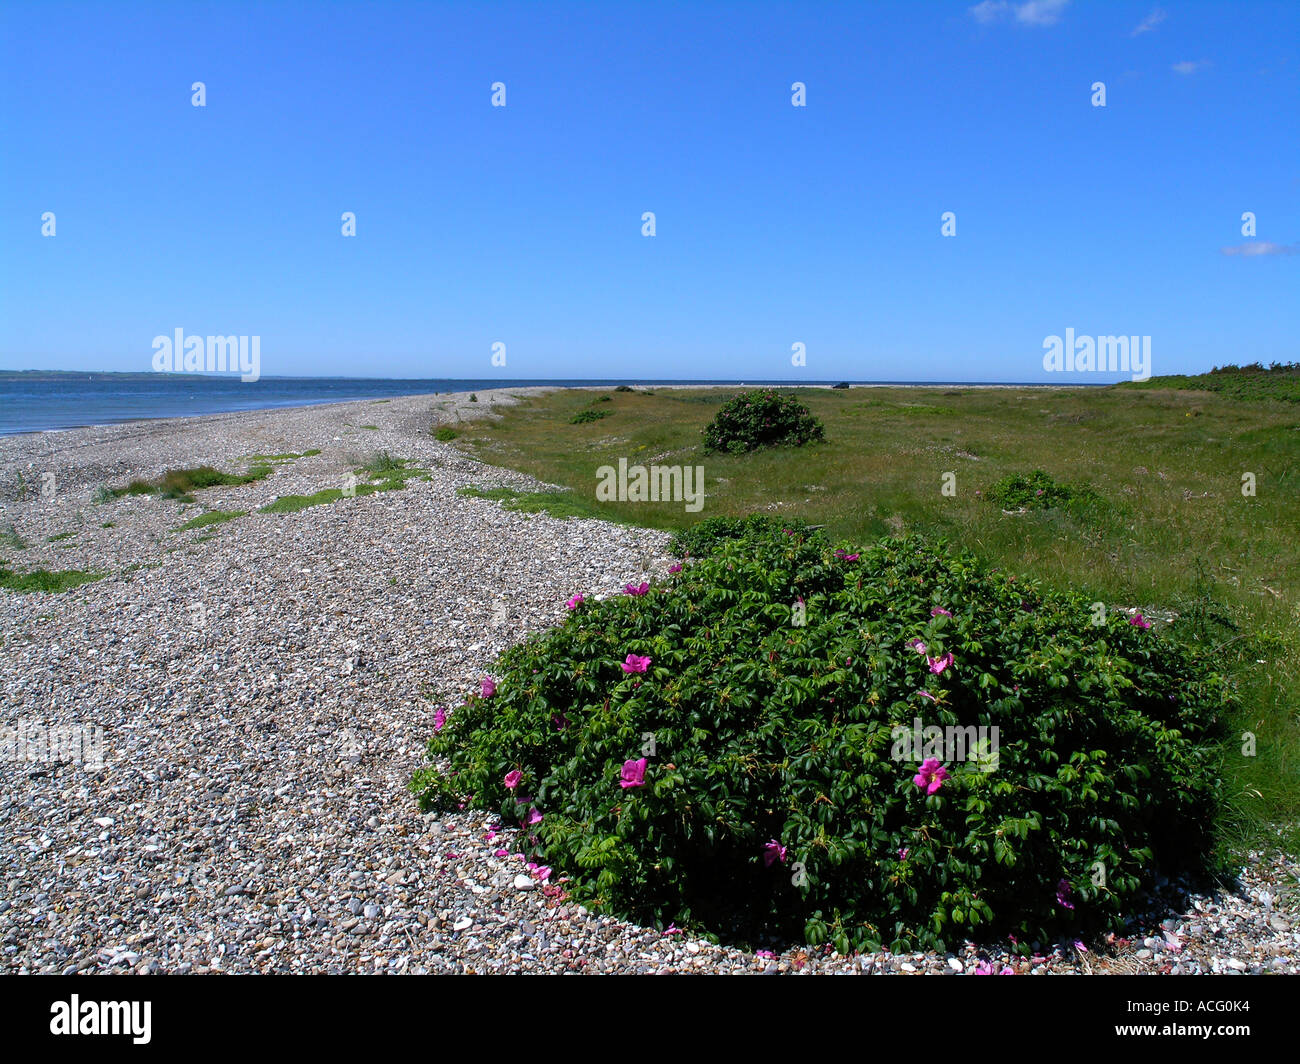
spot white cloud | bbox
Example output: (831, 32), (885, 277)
(1172, 59), (1211, 75)
(1015, 0), (1069, 26)
(1220, 242), (1297, 256)
(1131, 9), (1166, 36)
(968, 0), (1068, 27)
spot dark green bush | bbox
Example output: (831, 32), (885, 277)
(571, 409), (611, 425)
(615, 385), (635, 393)
(702, 389), (825, 454)
(434, 426), (459, 442)
(668, 513), (822, 558)
(985, 470), (1098, 512)
(412, 524), (1229, 953)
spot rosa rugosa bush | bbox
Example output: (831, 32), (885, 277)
(411, 525), (1229, 954)
(701, 389), (825, 454)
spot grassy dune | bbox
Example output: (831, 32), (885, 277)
(445, 382), (1300, 856)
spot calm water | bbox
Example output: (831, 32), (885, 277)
(0, 374), (1059, 437)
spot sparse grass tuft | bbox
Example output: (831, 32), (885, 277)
(176, 509), (247, 531)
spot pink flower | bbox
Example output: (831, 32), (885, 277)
(668, 563), (683, 574)
(999, 965), (1015, 975)
(485, 829), (497, 841)
(917, 690), (936, 702)
(624, 582), (650, 596)
(534, 865), (552, 882)
(972, 960), (993, 975)
(663, 924), (683, 936)
(756, 949), (776, 960)
(551, 712), (570, 730)
(1129, 613), (1152, 629)
(913, 757), (949, 795)
(762, 840), (787, 867)
(433, 707), (447, 732)
(622, 653), (651, 674)
(481, 676), (497, 698)
(927, 652), (954, 675)
(834, 549), (860, 562)
(931, 607), (953, 617)
(898, 847), (910, 859)
(524, 807), (543, 826)
(620, 757), (647, 789)
(1073, 940), (1087, 953)
(908, 638), (928, 655)
(1056, 879), (1075, 910)
(504, 769), (522, 789)
(493, 848), (509, 857)
(566, 593), (584, 609)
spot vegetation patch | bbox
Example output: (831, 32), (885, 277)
(434, 427), (459, 442)
(107, 464), (272, 504)
(702, 389), (826, 454)
(1122, 362), (1300, 403)
(176, 509), (247, 531)
(457, 485), (613, 522)
(984, 470), (1100, 512)
(258, 454), (425, 514)
(571, 409), (612, 425)
(46, 531), (76, 543)
(413, 523), (1229, 953)
(0, 563), (105, 593)
(1, 525), (27, 550)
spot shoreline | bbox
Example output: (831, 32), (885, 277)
(0, 380), (1094, 442)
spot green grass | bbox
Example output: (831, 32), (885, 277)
(258, 455), (426, 514)
(434, 426), (459, 441)
(106, 464), (272, 504)
(46, 531), (76, 542)
(176, 509), (247, 531)
(0, 525), (25, 550)
(457, 485), (614, 522)
(442, 382), (1300, 857)
(1121, 362), (1300, 403)
(0, 563), (104, 593)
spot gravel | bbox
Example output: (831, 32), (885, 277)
(2, 390), (1297, 975)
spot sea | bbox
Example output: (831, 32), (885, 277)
(0, 374), (1061, 437)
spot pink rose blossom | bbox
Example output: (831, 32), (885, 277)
(1129, 613), (1152, 629)
(913, 757), (949, 795)
(762, 840), (787, 867)
(503, 769), (522, 790)
(620, 757), (648, 789)
(927, 652), (954, 675)
(566, 593), (584, 609)
(622, 653), (651, 674)
(624, 581), (650, 596)
(481, 676), (497, 698)
(433, 707), (447, 732)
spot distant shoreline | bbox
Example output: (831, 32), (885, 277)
(0, 375), (1100, 438)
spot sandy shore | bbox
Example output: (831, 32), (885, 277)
(1, 390), (1295, 975)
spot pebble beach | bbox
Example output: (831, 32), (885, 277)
(1, 390), (1296, 976)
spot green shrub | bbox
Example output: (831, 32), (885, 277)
(571, 409), (611, 425)
(615, 385), (635, 393)
(668, 513), (822, 558)
(469, 394), (479, 403)
(702, 389), (826, 454)
(412, 524), (1229, 953)
(434, 426), (459, 442)
(984, 470), (1098, 512)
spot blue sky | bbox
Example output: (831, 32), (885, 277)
(1, 0), (1296, 382)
